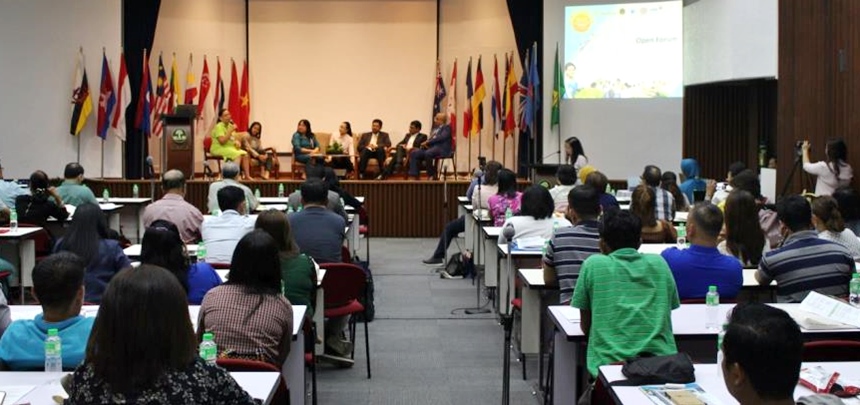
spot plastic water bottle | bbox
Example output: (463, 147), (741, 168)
(278, 183), (285, 198)
(254, 188), (261, 200)
(9, 209), (17, 232)
(102, 188), (110, 203)
(199, 332), (217, 364)
(298, 204), (303, 212)
(705, 285), (720, 330)
(44, 328), (62, 372)
(676, 224), (687, 248)
(716, 323), (727, 377)
(552, 219), (560, 235)
(196, 241), (207, 263)
(287, 205), (295, 214)
(850, 273), (860, 307)
(132, 184), (139, 198)
(605, 184), (611, 194)
(505, 207), (513, 220)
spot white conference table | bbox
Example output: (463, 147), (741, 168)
(47, 203), (125, 232)
(599, 362), (860, 405)
(548, 304), (860, 404)
(123, 244), (199, 259)
(105, 197), (152, 243)
(496, 240), (542, 315)
(10, 304), (308, 405)
(0, 226), (42, 303)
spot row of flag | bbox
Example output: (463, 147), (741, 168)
(69, 49), (251, 142)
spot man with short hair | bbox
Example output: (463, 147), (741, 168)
(408, 113), (452, 180)
(206, 162), (259, 214)
(288, 179), (346, 264)
(543, 185), (602, 305)
(0, 252), (95, 370)
(661, 203), (743, 300)
(142, 169), (203, 243)
(201, 186), (256, 264)
(383, 120), (427, 178)
(357, 119), (392, 179)
(571, 209), (680, 376)
(642, 165), (675, 222)
(287, 165), (348, 221)
(549, 165), (577, 212)
(756, 195), (855, 302)
(55, 162), (98, 206)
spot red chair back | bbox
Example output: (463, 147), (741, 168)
(203, 136), (213, 154)
(803, 340), (860, 362)
(210, 262), (231, 270)
(319, 263), (367, 308)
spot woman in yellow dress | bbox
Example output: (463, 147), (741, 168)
(210, 109), (251, 179)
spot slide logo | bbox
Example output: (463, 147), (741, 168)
(571, 12), (592, 33)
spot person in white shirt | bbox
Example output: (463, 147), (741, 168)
(328, 121), (356, 175)
(471, 161), (502, 211)
(206, 162), (259, 215)
(802, 138), (853, 196)
(549, 165), (576, 213)
(201, 186), (256, 264)
(563, 137), (588, 172)
(706, 161), (747, 205)
(812, 195), (860, 260)
(498, 185), (572, 245)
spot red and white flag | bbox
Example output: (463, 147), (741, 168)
(446, 59), (457, 149)
(111, 51), (131, 141)
(197, 56), (215, 135)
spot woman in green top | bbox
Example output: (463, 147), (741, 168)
(210, 109), (251, 178)
(291, 119), (319, 165)
(254, 210), (317, 316)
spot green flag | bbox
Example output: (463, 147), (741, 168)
(551, 43), (564, 129)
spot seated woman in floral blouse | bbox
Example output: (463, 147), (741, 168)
(488, 169), (523, 227)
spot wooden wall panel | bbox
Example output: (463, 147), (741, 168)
(833, 0), (860, 191)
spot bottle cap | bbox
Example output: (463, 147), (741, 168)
(203, 332), (214, 340)
(708, 285), (717, 292)
(47, 328), (59, 336)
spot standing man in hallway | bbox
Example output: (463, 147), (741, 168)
(357, 119), (391, 179)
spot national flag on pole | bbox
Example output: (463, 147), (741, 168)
(518, 49), (532, 134)
(530, 43), (540, 119)
(70, 49), (93, 136)
(503, 53), (518, 138)
(446, 59), (457, 149)
(169, 54), (181, 110)
(96, 52), (116, 140)
(433, 60), (447, 117)
(152, 54), (169, 137)
(463, 58), (473, 138)
(227, 60), (240, 125)
(471, 56), (485, 137)
(491, 54), (502, 137)
(551, 43), (564, 130)
(184, 54), (197, 105)
(197, 57), (215, 135)
(134, 49), (153, 138)
(238, 60), (250, 130)
(197, 57), (211, 116)
(213, 57), (225, 115)
(111, 51), (131, 141)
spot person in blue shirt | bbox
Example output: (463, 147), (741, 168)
(661, 203), (743, 300)
(140, 220), (222, 305)
(679, 158), (707, 203)
(0, 252), (95, 370)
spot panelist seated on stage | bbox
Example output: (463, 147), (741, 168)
(357, 118), (391, 179)
(291, 118), (319, 165)
(288, 179), (345, 264)
(382, 120), (427, 179)
(408, 113), (452, 180)
(327, 121), (356, 174)
(142, 170), (203, 244)
(56, 162), (97, 206)
(287, 171), (348, 222)
(210, 109), (251, 179)
(15, 170), (69, 229)
(201, 186), (256, 264)
(206, 162), (259, 215)
(242, 121), (279, 180)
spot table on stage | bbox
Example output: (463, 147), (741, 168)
(0, 226), (43, 303)
(105, 197), (152, 243)
(10, 304), (308, 405)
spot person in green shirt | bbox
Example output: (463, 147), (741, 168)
(254, 210), (316, 317)
(571, 209), (680, 376)
(210, 109), (251, 179)
(56, 163), (98, 207)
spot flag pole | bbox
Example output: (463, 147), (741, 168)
(101, 140), (105, 179)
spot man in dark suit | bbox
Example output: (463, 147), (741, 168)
(356, 118), (392, 179)
(382, 120), (427, 178)
(408, 113), (452, 179)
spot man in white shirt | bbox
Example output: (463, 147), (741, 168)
(382, 120), (427, 178)
(357, 119), (392, 179)
(201, 186), (256, 264)
(206, 162), (259, 214)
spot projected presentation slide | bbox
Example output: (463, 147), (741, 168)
(563, 1), (682, 99)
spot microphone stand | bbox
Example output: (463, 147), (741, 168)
(465, 172), (490, 315)
(500, 224), (516, 405)
(442, 165), (449, 270)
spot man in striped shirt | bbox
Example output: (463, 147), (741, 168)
(543, 185), (602, 305)
(757, 195), (855, 302)
(642, 165), (675, 222)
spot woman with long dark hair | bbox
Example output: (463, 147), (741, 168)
(242, 121), (279, 179)
(328, 121), (356, 174)
(488, 169), (523, 226)
(631, 185), (677, 243)
(140, 220), (221, 304)
(812, 195), (860, 260)
(291, 119), (318, 165)
(660, 171), (689, 212)
(719, 190), (769, 267)
(802, 138), (853, 195)
(64, 266), (256, 403)
(564, 137), (588, 171)
(255, 211), (316, 315)
(54, 203), (130, 303)
(198, 230), (294, 366)
(15, 170), (69, 230)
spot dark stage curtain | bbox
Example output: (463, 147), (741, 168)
(506, 0), (543, 177)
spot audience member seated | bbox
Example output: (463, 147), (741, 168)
(383, 120), (426, 178)
(255, 211), (317, 317)
(291, 119), (319, 167)
(832, 186), (860, 236)
(756, 195), (855, 302)
(679, 158), (707, 203)
(584, 170), (619, 212)
(723, 169), (782, 248)
(16, 170), (69, 230)
(0, 252), (93, 370)
(210, 109), (250, 179)
(311, 164), (363, 210)
(641, 165), (675, 222)
(242, 121), (278, 180)
(328, 121), (356, 175)
(812, 196), (860, 260)
(471, 161), (502, 211)
(140, 220), (222, 305)
(721, 303), (844, 405)
(802, 138), (853, 196)
(549, 165), (576, 213)
(198, 231), (294, 367)
(142, 169), (203, 244)
(498, 185), (571, 245)
(357, 119), (391, 179)
(661, 171), (689, 212)
(54, 203), (131, 303)
(719, 190), (769, 267)
(0, 164), (28, 208)
(631, 185), (677, 243)
(201, 186), (256, 264)
(288, 179), (346, 264)
(577, 165), (597, 186)
(661, 203), (743, 300)
(206, 162), (259, 215)
(571, 209), (680, 377)
(408, 113), (452, 180)
(563, 136), (588, 172)
(65, 266), (257, 404)
(705, 161), (746, 205)
(488, 169), (522, 226)
(56, 162), (97, 206)
(543, 185), (602, 305)
(287, 167), (348, 221)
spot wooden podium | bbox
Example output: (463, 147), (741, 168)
(529, 163), (561, 187)
(161, 106), (196, 178)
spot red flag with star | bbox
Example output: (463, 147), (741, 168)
(238, 60), (250, 130)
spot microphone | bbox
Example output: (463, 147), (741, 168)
(503, 223), (516, 242)
(473, 168), (484, 185)
(442, 165), (448, 178)
(542, 150), (561, 160)
(145, 156), (154, 179)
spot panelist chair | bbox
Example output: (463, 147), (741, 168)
(202, 137), (223, 180)
(434, 150), (457, 180)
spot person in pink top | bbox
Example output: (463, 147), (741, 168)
(142, 170), (204, 244)
(488, 169), (522, 226)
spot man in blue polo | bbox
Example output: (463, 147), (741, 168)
(661, 203), (743, 300)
